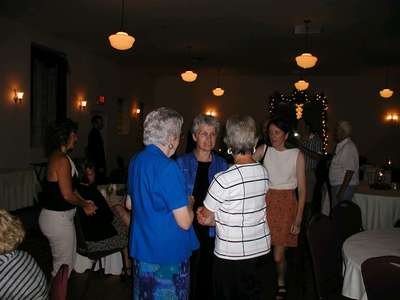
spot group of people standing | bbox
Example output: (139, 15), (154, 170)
(128, 107), (307, 300)
(31, 104), (358, 300)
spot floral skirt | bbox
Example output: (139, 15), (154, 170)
(133, 259), (190, 300)
(266, 189), (298, 247)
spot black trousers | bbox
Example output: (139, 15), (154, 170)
(212, 253), (275, 300)
(190, 237), (215, 300)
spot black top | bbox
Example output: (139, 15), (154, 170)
(76, 183), (117, 241)
(42, 177), (78, 211)
(192, 161), (211, 243)
(87, 128), (106, 171)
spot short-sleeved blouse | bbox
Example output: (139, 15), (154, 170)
(128, 145), (199, 264)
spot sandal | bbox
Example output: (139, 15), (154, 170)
(276, 285), (287, 300)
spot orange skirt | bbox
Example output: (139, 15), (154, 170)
(266, 189), (298, 247)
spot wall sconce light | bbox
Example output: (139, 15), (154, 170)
(385, 112), (399, 123)
(206, 110), (217, 117)
(14, 89), (24, 103)
(79, 98), (87, 110)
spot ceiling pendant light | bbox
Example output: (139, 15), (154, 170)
(379, 63), (394, 99)
(181, 46), (198, 82)
(212, 68), (224, 96)
(294, 79), (309, 91)
(108, 0), (135, 50)
(379, 88), (394, 98)
(295, 20), (318, 69)
(181, 70), (198, 82)
(212, 87), (225, 96)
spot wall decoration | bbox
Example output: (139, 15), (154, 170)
(268, 90), (328, 153)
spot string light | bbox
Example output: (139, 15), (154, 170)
(268, 90), (329, 154)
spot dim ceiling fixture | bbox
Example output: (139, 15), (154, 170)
(181, 46), (198, 82)
(379, 63), (394, 99)
(295, 20), (318, 69)
(294, 79), (309, 91)
(13, 89), (24, 104)
(212, 68), (225, 96)
(108, 0), (135, 50)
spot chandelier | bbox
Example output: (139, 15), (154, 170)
(294, 79), (309, 91)
(295, 20), (318, 69)
(108, 0), (135, 50)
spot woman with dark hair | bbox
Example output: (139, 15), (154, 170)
(39, 119), (97, 277)
(76, 162), (129, 272)
(254, 117), (306, 300)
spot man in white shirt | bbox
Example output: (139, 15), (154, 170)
(329, 120), (359, 207)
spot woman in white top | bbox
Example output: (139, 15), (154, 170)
(198, 115), (274, 300)
(254, 117), (306, 300)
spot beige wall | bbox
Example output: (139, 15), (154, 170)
(0, 17), (155, 171)
(1, 16), (399, 171)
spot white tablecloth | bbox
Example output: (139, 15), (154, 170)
(74, 252), (124, 275)
(353, 192), (400, 230)
(342, 229), (400, 300)
(0, 168), (40, 210)
(321, 184), (400, 230)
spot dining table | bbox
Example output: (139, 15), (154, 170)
(342, 228), (400, 300)
(352, 183), (400, 230)
(321, 182), (400, 230)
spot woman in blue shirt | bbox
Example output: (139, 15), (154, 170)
(176, 114), (228, 300)
(128, 107), (199, 300)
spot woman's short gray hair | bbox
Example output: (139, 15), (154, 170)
(191, 114), (220, 135)
(224, 115), (258, 155)
(143, 107), (183, 146)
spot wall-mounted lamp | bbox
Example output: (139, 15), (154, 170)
(14, 89), (24, 104)
(385, 112), (399, 123)
(79, 98), (87, 110)
(98, 95), (106, 105)
(206, 110), (217, 117)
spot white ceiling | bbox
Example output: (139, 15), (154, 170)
(1, 0), (399, 75)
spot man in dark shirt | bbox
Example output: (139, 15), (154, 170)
(87, 115), (107, 183)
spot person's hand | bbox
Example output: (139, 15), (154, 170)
(290, 222), (301, 235)
(196, 207), (214, 226)
(83, 200), (97, 216)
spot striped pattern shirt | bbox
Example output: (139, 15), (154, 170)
(204, 163), (271, 260)
(0, 250), (48, 300)
(301, 134), (323, 171)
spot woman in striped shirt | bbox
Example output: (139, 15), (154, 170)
(197, 115), (274, 300)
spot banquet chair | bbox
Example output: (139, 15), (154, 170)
(74, 213), (127, 277)
(361, 256), (400, 300)
(50, 264), (69, 300)
(307, 214), (349, 300)
(331, 201), (363, 245)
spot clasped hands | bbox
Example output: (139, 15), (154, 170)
(83, 200), (97, 216)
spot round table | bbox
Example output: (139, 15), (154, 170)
(342, 228), (400, 300)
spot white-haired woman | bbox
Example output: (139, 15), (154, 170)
(0, 209), (48, 299)
(176, 114), (228, 300)
(128, 107), (199, 299)
(197, 115), (274, 300)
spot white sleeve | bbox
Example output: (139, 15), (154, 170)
(204, 176), (227, 212)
